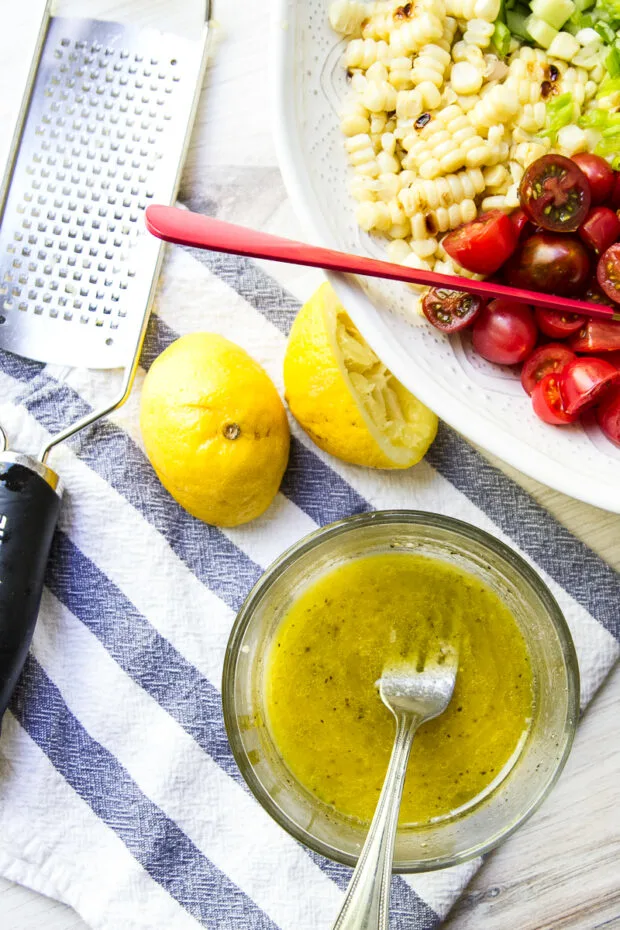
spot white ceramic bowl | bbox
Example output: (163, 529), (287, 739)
(271, 0), (620, 512)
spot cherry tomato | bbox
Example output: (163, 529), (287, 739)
(519, 154), (591, 232)
(520, 343), (576, 396)
(584, 276), (616, 307)
(572, 154), (615, 206)
(532, 374), (577, 425)
(611, 173), (620, 210)
(421, 288), (484, 333)
(602, 350), (620, 368)
(534, 308), (585, 339)
(503, 233), (591, 297)
(596, 385), (620, 446)
(442, 211), (518, 275)
(472, 299), (537, 366)
(559, 356), (620, 416)
(597, 243), (620, 304)
(579, 207), (620, 255)
(510, 208), (535, 240)
(568, 319), (620, 353)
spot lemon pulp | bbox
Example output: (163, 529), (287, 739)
(284, 282), (438, 468)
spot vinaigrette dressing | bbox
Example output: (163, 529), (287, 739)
(265, 552), (533, 825)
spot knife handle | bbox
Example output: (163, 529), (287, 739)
(0, 453), (62, 727)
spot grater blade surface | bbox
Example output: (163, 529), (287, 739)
(0, 17), (207, 370)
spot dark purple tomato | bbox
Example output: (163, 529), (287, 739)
(503, 232), (591, 297)
(519, 154), (591, 232)
(421, 288), (485, 333)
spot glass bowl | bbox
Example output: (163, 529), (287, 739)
(222, 511), (579, 872)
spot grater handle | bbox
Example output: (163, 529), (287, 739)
(0, 454), (62, 727)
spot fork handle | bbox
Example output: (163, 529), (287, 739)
(332, 714), (421, 930)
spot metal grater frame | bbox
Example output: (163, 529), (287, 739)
(0, 14), (209, 378)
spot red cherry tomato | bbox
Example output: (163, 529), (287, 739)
(611, 173), (620, 210)
(597, 243), (620, 304)
(520, 343), (576, 396)
(532, 374), (577, 425)
(442, 211), (518, 275)
(568, 319), (620, 353)
(472, 299), (537, 366)
(519, 154), (591, 232)
(596, 385), (620, 446)
(510, 208), (535, 240)
(534, 307), (586, 339)
(503, 233), (591, 297)
(579, 207), (620, 255)
(572, 154), (615, 206)
(421, 288), (485, 333)
(559, 356), (620, 416)
(602, 350), (620, 368)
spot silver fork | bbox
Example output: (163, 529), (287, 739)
(331, 641), (459, 930)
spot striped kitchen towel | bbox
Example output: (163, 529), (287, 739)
(0, 233), (618, 930)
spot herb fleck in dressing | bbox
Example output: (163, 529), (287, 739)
(265, 553), (533, 825)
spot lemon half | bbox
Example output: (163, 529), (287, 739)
(284, 283), (437, 469)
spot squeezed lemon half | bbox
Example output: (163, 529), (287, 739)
(284, 282), (438, 469)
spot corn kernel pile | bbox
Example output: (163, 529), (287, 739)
(329, 0), (611, 276)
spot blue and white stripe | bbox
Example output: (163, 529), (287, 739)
(0, 238), (618, 930)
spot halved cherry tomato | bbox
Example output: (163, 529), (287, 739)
(579, 207), (620, 255)
(611, 173), (620, 210)
(568, 319), (620, 353)
(510, 208), (535, 240)
(532, 373), (577, 425)
(559, 356), (620, 416)
(596, 385), (620, 446)
(535, 308), (585, 339)
(520, 343), (576, 396)
(472, 299), (537, 366)
(503, 233), (591, 297)
(597, 243), (620, 304)
(520, 155), (590, 233)
(572, 154), (615, 206)
(442, 211), (517, 275)
(421, 288), (484, 333)
(584, 276), (616, 307)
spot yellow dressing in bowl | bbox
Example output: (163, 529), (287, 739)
(265, 552), (533, 826)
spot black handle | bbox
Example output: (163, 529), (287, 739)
(0, 454), (62, 726)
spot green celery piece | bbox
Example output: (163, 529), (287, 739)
(595, 19), (617, 40)
(597, 75), (620, 97)
(506, 6), (531, 35)
(611, 154), (620, 168)
(606, 45), (620, 75)
(579, 109), (620, 127)
(492, 19), (512, 53)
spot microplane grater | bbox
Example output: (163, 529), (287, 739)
(0, 8), (210, 727)
(0, 14), (209, 371)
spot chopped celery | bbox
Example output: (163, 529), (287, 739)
(606, 45), (620, 74)
(541, 93), (575, 143)
(579, 108), (620, 128)
(611, 154), (620, 169)
(493, 19), (512, 53)
(595, 136), (620, 156)
(574, 0), (596, 12)
(595, 20), (616, 40)
(507, 6), (532, 35)
(596, 75), (620, 97)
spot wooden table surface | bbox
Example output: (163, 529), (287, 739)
(1, 1), (619, 928)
